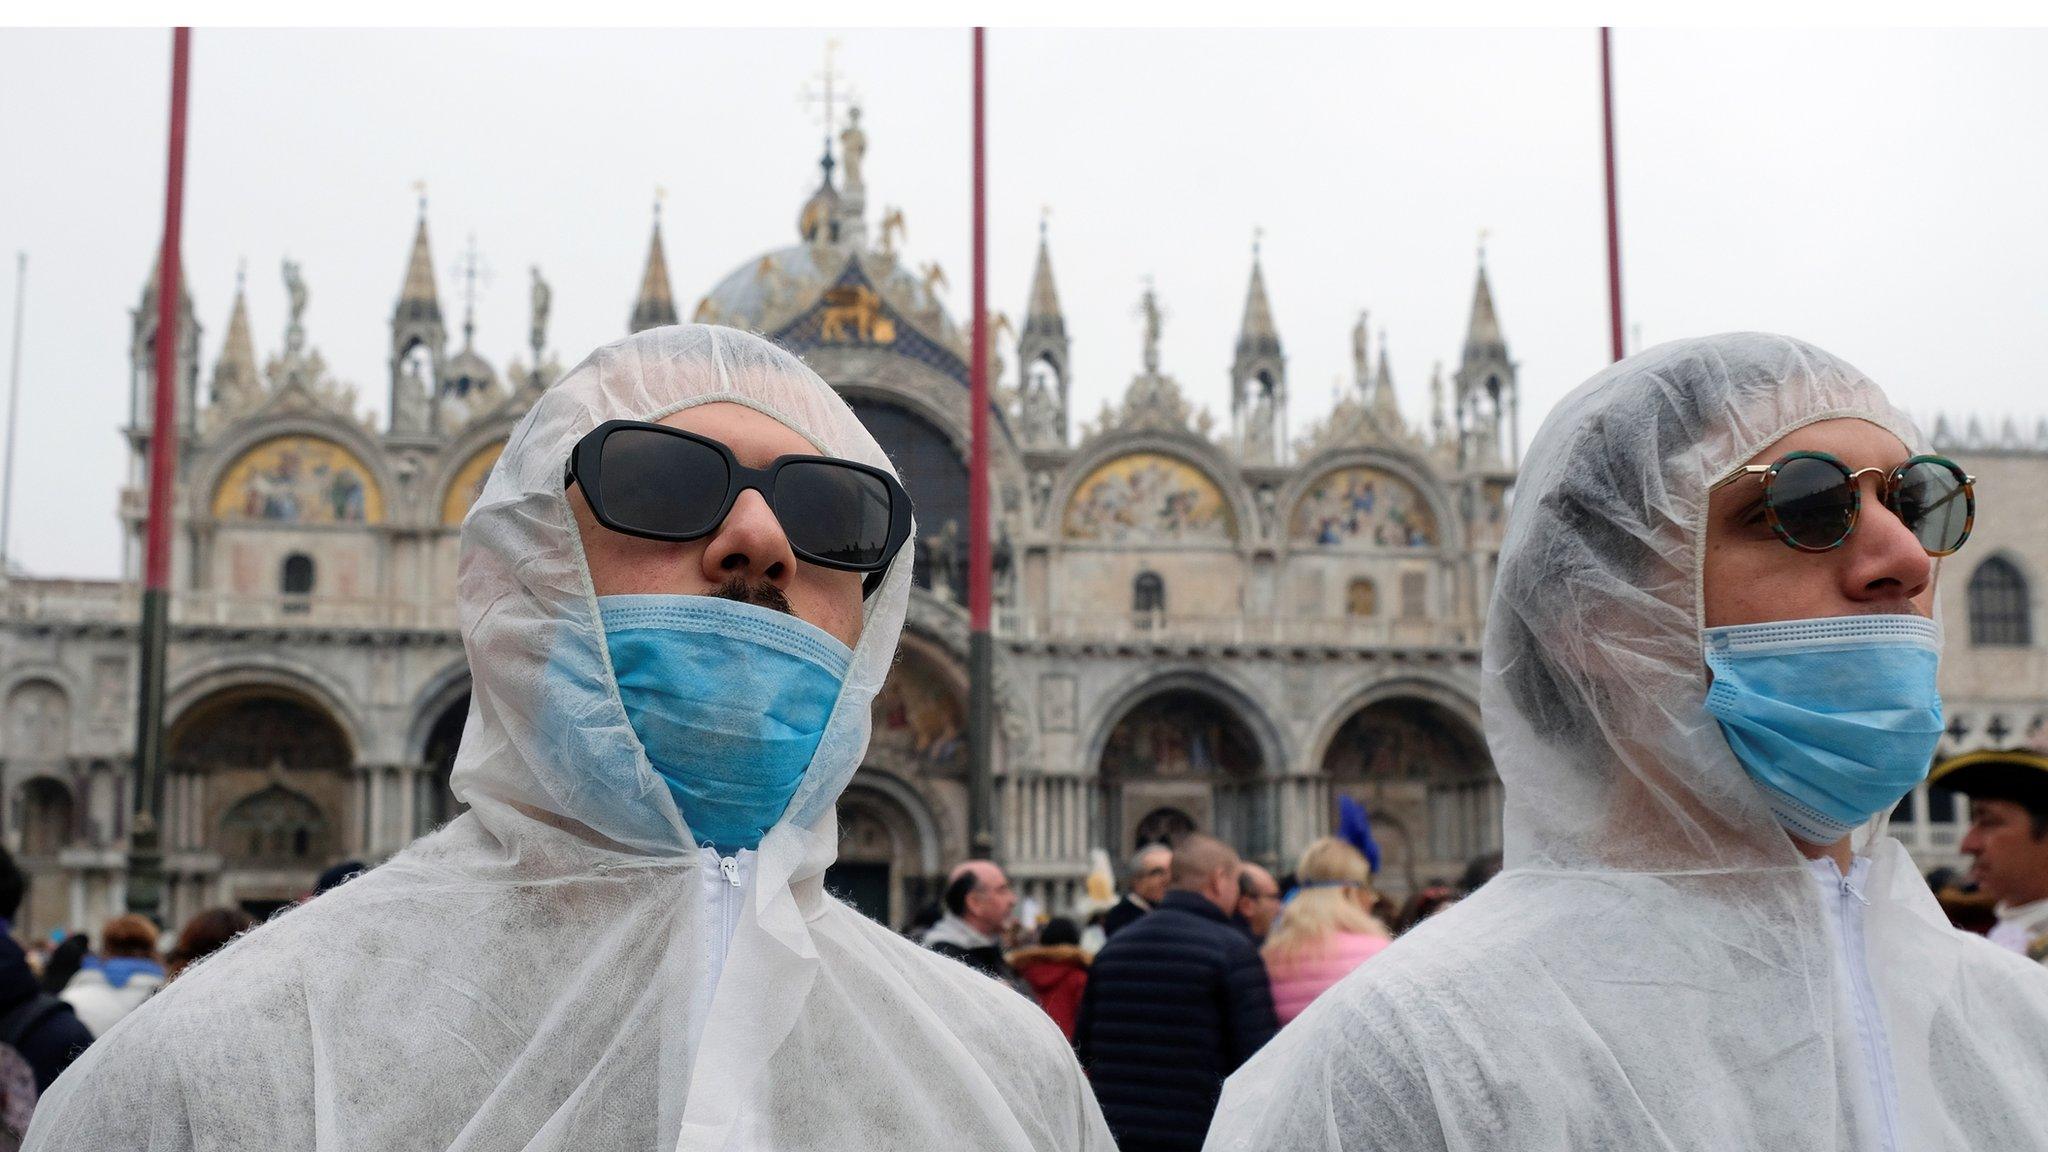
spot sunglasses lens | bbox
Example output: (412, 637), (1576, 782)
(1770, 455), (1857, 549)
(1891, 459), (1971, 554)
(597, 427), (729, 536)
(775, 461), (895, 567)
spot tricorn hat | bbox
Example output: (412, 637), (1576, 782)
(1927, 747), (2048, 816)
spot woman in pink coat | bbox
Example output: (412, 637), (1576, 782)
(1262, 837), (1392, 1025)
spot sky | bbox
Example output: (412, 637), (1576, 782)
(0, 27), (2043, 579)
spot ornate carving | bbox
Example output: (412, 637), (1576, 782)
(818, 284), (896, 345)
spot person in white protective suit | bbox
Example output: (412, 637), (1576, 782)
(1204, 333), (2048, 1152)
(26, 325), (1114, 1152)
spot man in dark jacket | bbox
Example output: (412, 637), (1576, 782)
(922, 859), (1028, 993)
(1075, 834), (1278, 1152)
(1101, 843), (1171, 938)
(0, 847), (92, 1092)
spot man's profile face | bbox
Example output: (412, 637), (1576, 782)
(1701, 417), (1936, 630)
(570, 401), (866, 649)
(1959, 798), (2048, 907)
(1236, 864), (1282, 937)
(1132, 846), (1172, 904)
(963, 861), (1017, 930)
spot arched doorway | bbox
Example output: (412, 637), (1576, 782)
(417, 692), (471, 836)
(166, 687), (353, 921)
(844, 398), (969, 602)
(17, 777), (73, 859)
(1098, 687), (1270, 860)
(1321, 694), (1495, 895)
(824, 775), (943, 932)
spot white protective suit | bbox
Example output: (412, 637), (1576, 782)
(1204, 333), (2048, 1151)
(27, 326), (1113, 1152)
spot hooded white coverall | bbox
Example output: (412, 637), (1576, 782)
(1204, 333), (2048, 1152)
(25, 326), (1114, 1152)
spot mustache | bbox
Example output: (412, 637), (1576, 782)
(708, 574), (793, 616)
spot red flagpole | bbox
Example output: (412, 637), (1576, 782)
(1601, 27), (1625, 362)
(967, 27), (995, 859)
(130, 26), (191, 918)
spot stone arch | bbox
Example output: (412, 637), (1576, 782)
(828, 767), (946, 930)
(437, 438), (506, 527)
(868, 632), (968, 781)
(165, 683), (356, 874)
(194, 416), (396, 528)
(220, 781), (332, 866)
(406, 659), (476, 763)
(414, 685), (471, 837)
(1280, 447), (1465, 552)
(1312, 677), (1496, 895)
(1085, 668), (1286, 859)
(1055, 437), (1249, 547)
(15, 775), (74, 859)
(166, 658), (365, 762)
(4, 678), (71, 762)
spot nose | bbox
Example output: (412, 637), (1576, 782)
(1958, 824), (1985, 856)
(1838, 473), (1932, 608)
(699, 487), (797, 589)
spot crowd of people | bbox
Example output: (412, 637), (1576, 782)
(9, 327), (2048, 1150)
(900, 835), (1491, 1151)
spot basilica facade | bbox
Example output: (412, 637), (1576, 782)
(0, 110), (2040, 939)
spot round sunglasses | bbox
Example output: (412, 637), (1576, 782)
(1710, 450), (1976, 556)
(564, 420), (914, 598)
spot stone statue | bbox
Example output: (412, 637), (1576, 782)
(922, 518), (962, 604)
(1352, 310), (1369, 389)
(1244, 389), (1276, 464)
(1138, 285), (1163, 374)
(879, 207), (906, 257)
(529, 266), (552, 362)
(282, 259), (309, 356)
(986, 311), (1014, 389)
(1021, 373), (1062, 446)
(840, 105), (868, 191)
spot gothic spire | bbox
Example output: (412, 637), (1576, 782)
(210, 264), (261, 410)
(1234, 233), (1282, 363)
(630, 198), (680, 333)
(1023, 214), (1065, 340)
(1462, 258), (1507, 365)
(397, 195), (442, 328)
(1371, 331), (1401, 428)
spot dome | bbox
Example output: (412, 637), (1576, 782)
(443, 347), (498, 400)
(797, 181), (843, 245)
(693, 242), (963, 355)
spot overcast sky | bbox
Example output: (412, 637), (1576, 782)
(1, 27), (2043, 579)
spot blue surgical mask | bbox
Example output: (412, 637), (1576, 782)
(598, 595), (852, 855)
(1703, 614), (1943, 846)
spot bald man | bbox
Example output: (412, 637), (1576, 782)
(1076, 835), (1278, 1152)
(925, 859), (1028, 991)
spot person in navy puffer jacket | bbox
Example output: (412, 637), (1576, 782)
(1075, 833), (1277, 1152)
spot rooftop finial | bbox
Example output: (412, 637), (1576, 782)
(235, 257), (247, 296)
(653, 185), (666, 225)
(455, 233), (490, 350)
(799, 36), (848, 183)
(1477, 226), (1490, 267)
(1252, 225), (1264, 262)
(1040, 204), (1051, 242)
(413, 179), (428, 219)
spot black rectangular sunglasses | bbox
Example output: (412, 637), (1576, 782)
(565, 419), (914, 598)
